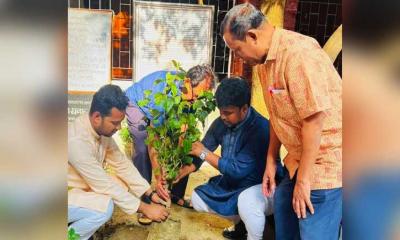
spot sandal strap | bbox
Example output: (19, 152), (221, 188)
(148, 191), (156, 202)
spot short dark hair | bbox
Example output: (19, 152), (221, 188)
(187, 64), (217, 88)
(220, 3), (266, 40)
(89, 84), (129, 117)
(215, 77), (251, 108)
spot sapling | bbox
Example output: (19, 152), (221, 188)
(138, 60), (215, 204)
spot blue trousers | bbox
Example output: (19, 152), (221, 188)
(274, 170), (342, 240)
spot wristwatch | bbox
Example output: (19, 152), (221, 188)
(199, 149), (209, 160)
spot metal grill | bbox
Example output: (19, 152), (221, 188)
(295, 0), (342, 75)
(68, 0), (232, 81)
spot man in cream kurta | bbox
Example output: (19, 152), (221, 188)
(68, 85), (168, 240)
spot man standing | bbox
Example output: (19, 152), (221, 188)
(68, 85), (168, 240)
(221, 3), (342, 240)
(125, 64), (216, 206)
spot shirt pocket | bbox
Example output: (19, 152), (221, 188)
(271, 91), (296, 119)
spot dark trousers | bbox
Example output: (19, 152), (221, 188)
(126, 102), (188, 199)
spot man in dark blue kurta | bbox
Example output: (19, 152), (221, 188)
(188, 77), (277, 235)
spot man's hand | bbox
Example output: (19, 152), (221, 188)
(155, 171), (170, 201)
(173, 164), (196, 184)
(262, 159), (277, 197)
(292, 111), (324, 219)
(150, 192), (164, 204)
(139, 202), (169, 222)
(292, 179), (314, 219)
(190, 141), (204, 157)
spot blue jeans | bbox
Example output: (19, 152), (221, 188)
(274, 170), (342, 240)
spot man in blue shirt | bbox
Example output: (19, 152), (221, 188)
(125, 64), (216, 206)
(186, 77), (282, 239)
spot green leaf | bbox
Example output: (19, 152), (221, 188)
(170, 84), (178, 96)
(178, 101), (189, 113)
(164, 98), (174, 113)
(154, 93), (165, 106)
(192, 100), (204, 110)
(182, 139), (192, 153)
(68, 228), (80, 240)
(188, 114), (196, 125)
(168, 119), (181, 129)
(174, 96), (181, 104)
(166, 72), (175, 86)
(154, 141), (161, 149)
(147, 130), (155, 143)
(200, 90), (214, 99)
(177, 72), (186, 80)
(167, 170), (178, 181)
(154, 78), (164, 85)
(137, 99), (150, 107)
(172, 60), (180, 69)
(183, 156), (193, 164)
(144, 90), (152, 98)
(150, 109), (161, 118)
(153, 119), (159, 125)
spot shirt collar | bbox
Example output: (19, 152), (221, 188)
(232, 107), (252, 132)
(265, 28), (282, 62)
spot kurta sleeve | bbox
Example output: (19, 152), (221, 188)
(192, 119), (222, 170)
(105, 138), (150, 198)
(68, 137), (141, 215)
(217, 144), (256, 180)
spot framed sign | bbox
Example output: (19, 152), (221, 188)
(133, 1), (214, 81)
(68, 8), (113, 93)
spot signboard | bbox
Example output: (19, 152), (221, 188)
(68, 93), (93, 122)
(68, 9), (112, 121)
(68, 8), (112, 93)
(133, 1), (214, 81)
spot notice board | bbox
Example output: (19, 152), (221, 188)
(68, 9), (112, 121)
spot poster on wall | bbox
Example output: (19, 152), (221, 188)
(68, 8), (112, 121)
(133, 1), (214, 81)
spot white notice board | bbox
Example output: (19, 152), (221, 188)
(133, 2), (214, 81)
(68, 9), (113, 93)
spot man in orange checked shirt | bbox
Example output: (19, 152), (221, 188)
(221, 3), (342, 240)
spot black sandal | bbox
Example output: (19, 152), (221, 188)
(171, 194), (193, 209)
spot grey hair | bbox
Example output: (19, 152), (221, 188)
(220, 3), (266, 40)
(187, 64), (217, 89)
